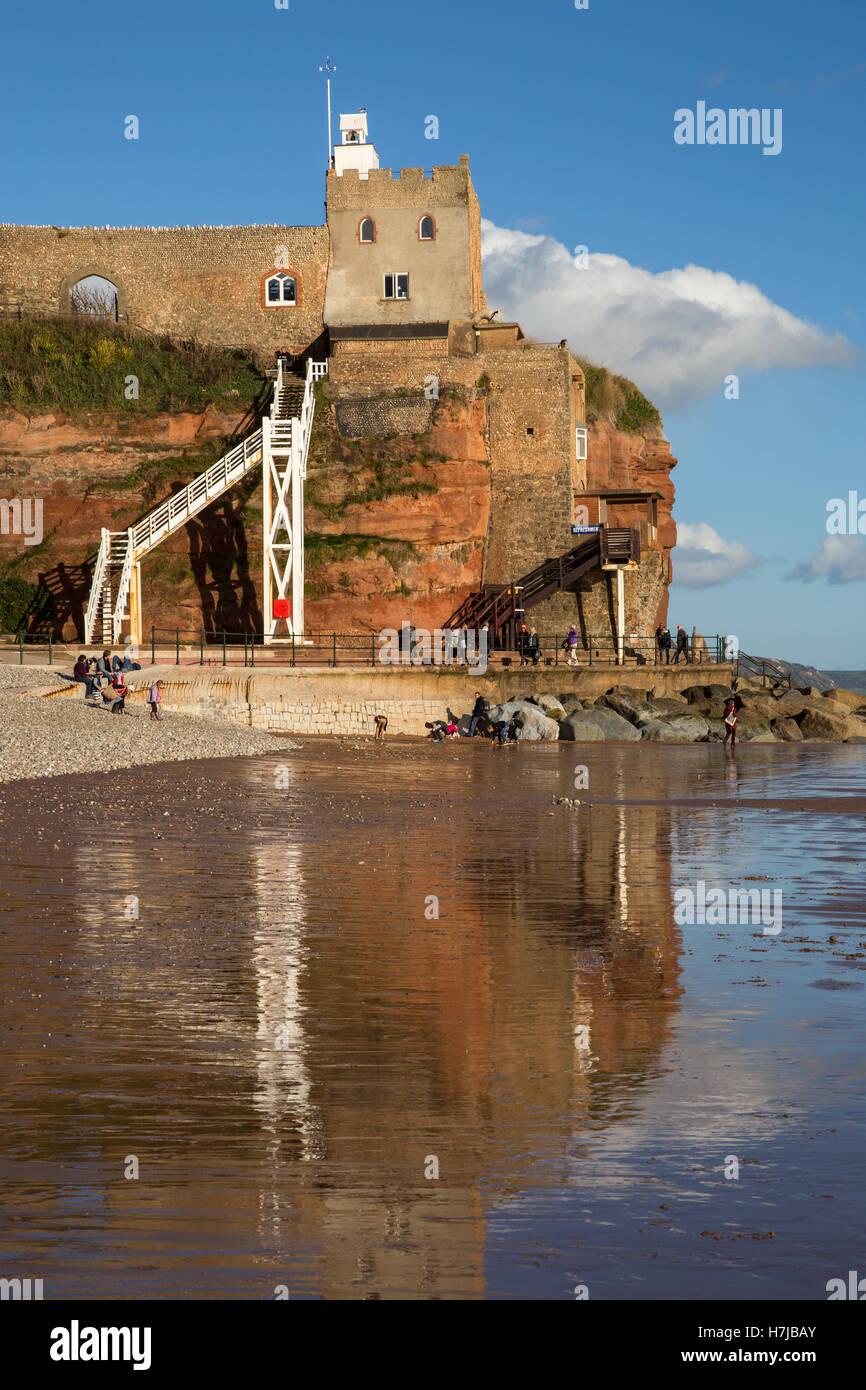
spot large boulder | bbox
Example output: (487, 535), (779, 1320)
(515, 708), (561, 742)
(683, 685), (712, 705)
(488, 699), (560, 741)
(600, 690), (658, 726)
(650, 695), (691, 714)
(535, 692), (567, 720)
(843, 715), (866, 743)
(640, 712), (710, 742)
(558, 712), (606, 741)
(570, 707), (642, 741)
(772, 717), (804, 742)
(704, 717), (726, 742)
(739, 693), (798, 721)
(797, 707), (852, 741)
(769, 692), (814, 719)
(557, 693), (585, 715)
(736, 713), (775, 741)
(704, 683), (736, 703)
(823, 688), (866, 716)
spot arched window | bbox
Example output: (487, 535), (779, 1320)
(359, 217), (375, 243)
(266, 273), (297, 306)
(419, 215), (435, 241)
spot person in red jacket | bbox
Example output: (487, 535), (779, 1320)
(723, 698), (738, 749)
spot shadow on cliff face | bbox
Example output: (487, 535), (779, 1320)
(23, 561), (89, 642)
(187, 480), (262, 637)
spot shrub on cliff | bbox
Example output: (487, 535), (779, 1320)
(0, 316), (265, 414)
(573, 357), (661, 433)
(0, 566), (48, 633)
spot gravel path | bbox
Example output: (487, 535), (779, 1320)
(0, 664), (298, 783)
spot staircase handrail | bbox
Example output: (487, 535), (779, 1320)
(112, 531), (134, 640)
(84, 529), (111, 643)
(129, 427), (264, 557)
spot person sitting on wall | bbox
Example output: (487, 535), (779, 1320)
(95, 649), (114, 687)
(72, 653), (95, 699)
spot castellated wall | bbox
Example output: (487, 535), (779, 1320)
(324, 159), (485, 327)
(0, 224), (329, 360)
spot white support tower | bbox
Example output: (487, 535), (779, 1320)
(262, 357), (328, 644)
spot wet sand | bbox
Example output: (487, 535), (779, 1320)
(0, 739), (864, 1299)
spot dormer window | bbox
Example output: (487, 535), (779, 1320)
(266, 273), (297, 306)
(359, 217), (375, 243)
(419, 215), (436, 241)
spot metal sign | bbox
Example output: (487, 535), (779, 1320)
(572, 524), (601, 534)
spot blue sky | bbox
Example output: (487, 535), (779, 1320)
(2, 0), (864, 666)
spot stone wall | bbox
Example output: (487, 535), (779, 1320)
(53, 662), (727, 737)
(0, 224), (329, 361)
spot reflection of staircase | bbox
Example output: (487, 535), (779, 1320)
(445, 527), (640, 636)
(83, 359), (326, 644)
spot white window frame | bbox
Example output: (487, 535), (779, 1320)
(383, 272), (410, 301)
(575, 426), (588, 460)
(359, 217), (375, 244)
(419, 215), (435, 241)
(266, 273), (297, 307)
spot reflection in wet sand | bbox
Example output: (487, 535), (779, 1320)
(0, 741), (864, 1298)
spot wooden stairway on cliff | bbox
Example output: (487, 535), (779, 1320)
(83, 360), (326, 645)
(445, 527), (641, 636)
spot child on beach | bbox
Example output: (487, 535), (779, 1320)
(374, 714), (388, 739)
(147, 680), (163, 722)
(723, 698), (738, 749)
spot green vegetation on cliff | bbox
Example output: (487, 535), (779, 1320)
(0, 316), (265, 414)
(574, 357), (661, 433)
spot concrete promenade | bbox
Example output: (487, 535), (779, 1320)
(31, 659), (732, 737)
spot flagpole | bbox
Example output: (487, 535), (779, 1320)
(319, 57), (336, 168)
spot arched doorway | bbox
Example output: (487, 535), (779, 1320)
(69, 274), (119, 319)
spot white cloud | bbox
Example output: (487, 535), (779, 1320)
(673, 522), (761, 588)
(786, 535), (866, 584)
(481, 221), (858, 409)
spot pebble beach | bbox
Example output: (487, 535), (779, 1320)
(0, 664), (298, 783)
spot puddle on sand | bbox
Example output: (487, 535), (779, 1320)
(0, 740), (864, 1299)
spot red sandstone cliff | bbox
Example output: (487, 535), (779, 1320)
(1, 393), (676, 639)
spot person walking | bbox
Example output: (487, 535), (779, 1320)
(468, 691), (489, 737)
(723, 697), (738, 749)
(526, 628), (541, 666)
(147, 679), (163, 721)
(659, 624), (672, 664)
(566, 624), (580, 667)
(674, 624), (689, 664)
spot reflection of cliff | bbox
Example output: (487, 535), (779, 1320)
(63, 748), (681, 1298)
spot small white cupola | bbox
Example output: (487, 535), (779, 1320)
(333, 109), (380, 178)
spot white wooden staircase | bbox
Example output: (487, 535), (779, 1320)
(83, 358), (328, 645)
